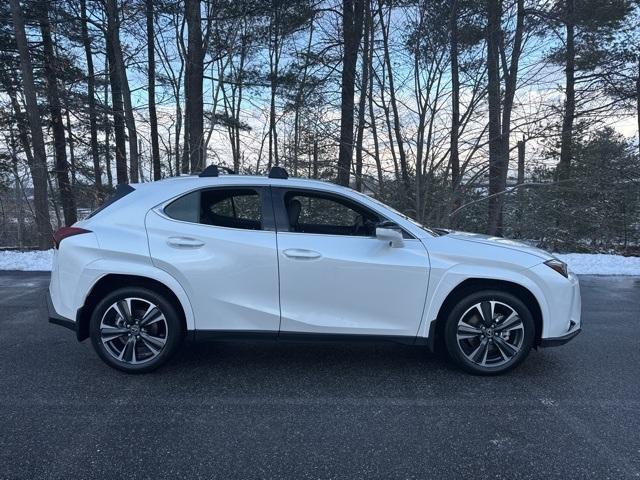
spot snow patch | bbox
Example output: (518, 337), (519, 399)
(0, 249), (54, 271)
(555, 253), (640, 276)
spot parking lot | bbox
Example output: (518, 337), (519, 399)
(0, 271), (638, 479)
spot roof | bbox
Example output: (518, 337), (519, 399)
(134, 174), (352, 195)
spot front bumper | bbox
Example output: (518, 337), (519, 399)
(47, 290), (76, 334)
(540, 326), (581, 347)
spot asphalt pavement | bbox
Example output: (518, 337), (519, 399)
(0, 272), (638, 479)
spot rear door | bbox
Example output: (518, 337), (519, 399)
(146, 186), (280, 333)
(273, 188), (430, 338)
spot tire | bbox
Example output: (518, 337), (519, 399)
(444, 290), (535, 375)
(90, 287), (183, 373)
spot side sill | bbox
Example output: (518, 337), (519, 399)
(193, 330), (278, 342)
(279, 332), (418, 345)
(192, 330), (419, 345)
(540, 328), (581, 347)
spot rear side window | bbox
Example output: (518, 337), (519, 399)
(87, 184), (135, 219)
(164, 188), (263, 230)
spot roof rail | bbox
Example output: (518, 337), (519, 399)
(199, 165), (236, 177)
(268, 166), (288, 179)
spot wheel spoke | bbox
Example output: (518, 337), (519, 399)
(468, 338), (489, 363)
(495, 312), (522, 332)
(140, 331), (166, 349)
(478, 302), (493, 327)
(141, 337), (160, 355)
(140, 307), (164, 327)
(118, 337), (134, 362)
(100, 326), (129, 343)
(494, 336), (520, 357)
(494, 339), (510, 362)
(131, 337), (138, 364)
(114, 300), (131, 322)
(457, 323), (482, 340)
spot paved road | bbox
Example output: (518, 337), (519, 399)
(0, 272), (638, 479)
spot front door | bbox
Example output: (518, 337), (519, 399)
(146, 186), (280, 333)
(273, 188), (430, 338)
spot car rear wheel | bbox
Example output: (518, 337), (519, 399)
(444, 290), (535, 375)
(90, 287), (182, 373)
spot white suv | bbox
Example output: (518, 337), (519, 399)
(47, 166), (581, 375)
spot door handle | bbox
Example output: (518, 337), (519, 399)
(283, 248), (322, 260)
(167, 236), (205, 249)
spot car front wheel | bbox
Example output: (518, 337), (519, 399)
(89, 287), (182, 373)
(444, 290), (535, 375)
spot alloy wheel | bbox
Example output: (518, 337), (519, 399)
(456, 300), (525, 368)
(99, 297), (168, 365)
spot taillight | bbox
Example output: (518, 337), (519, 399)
(52, 227), (91, 249)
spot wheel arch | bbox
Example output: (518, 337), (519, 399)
(76, 274), (190, 341)
(427, 278), (543, 351)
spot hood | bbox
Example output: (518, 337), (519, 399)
(443, 230), (554, 261)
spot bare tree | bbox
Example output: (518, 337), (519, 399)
(336, 0), (365, 186)
(39, 0), (77, 226)
(557, 0), (575, 181)
(79, 0), (103, 193)
(105, 0), (128, 183)
(147, 0), (161, 180)
(186, 0), (204, 173)
(8, 0), (53, 247)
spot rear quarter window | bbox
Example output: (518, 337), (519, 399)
(87, 184), (135, 219)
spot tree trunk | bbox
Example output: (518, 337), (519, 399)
(105, 2), (128, 184)
(367, 14), (383, 194)
(558, 0), (575, 181)
(106, 0), (138, 182)
(336, 0), (365, 186)
(80, 0), (102, 193)
(9, 0), (53, 248)
(39, 1), (77, 226)
(147, 0), (161, 180)
(486, 0), (503, 235)
(517, 138), (525, 185)
(378, 3), (410, 195)
(105, 28), (129, 184)
(492, 0), (525, 235)
(354, 1), (371, 192)
(293, 22), (314, 177)
(9, 131), (25, 247)
(450, 0), (460, 206)
(65, 108), (77, 188)
(104, 54), (114, 189)
(186, 0), (204, 173)
(268, 3), (281, 169)
(636, 56), (639, 157)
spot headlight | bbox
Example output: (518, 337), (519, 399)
(544, 258), (568, 278)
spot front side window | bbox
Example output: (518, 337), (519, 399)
(164, 188), (263, 230)
(283, 191), (380, 236)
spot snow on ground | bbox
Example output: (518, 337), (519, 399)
(554, 253), (640, 276)
(0, 249), (638, 275)
(0, 249), (54, 271)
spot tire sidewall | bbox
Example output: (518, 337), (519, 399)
(444, 290), (535, 375)
(90, 287), (182, 373)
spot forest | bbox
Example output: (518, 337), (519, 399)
(0, 0), (639, 252)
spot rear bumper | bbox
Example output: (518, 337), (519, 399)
(540, 327), (581, 347)
(47, 290), (76, 334)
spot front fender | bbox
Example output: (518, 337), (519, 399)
(417, 262), (550, 340)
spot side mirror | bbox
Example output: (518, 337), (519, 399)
(376, 222), (404, 248)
